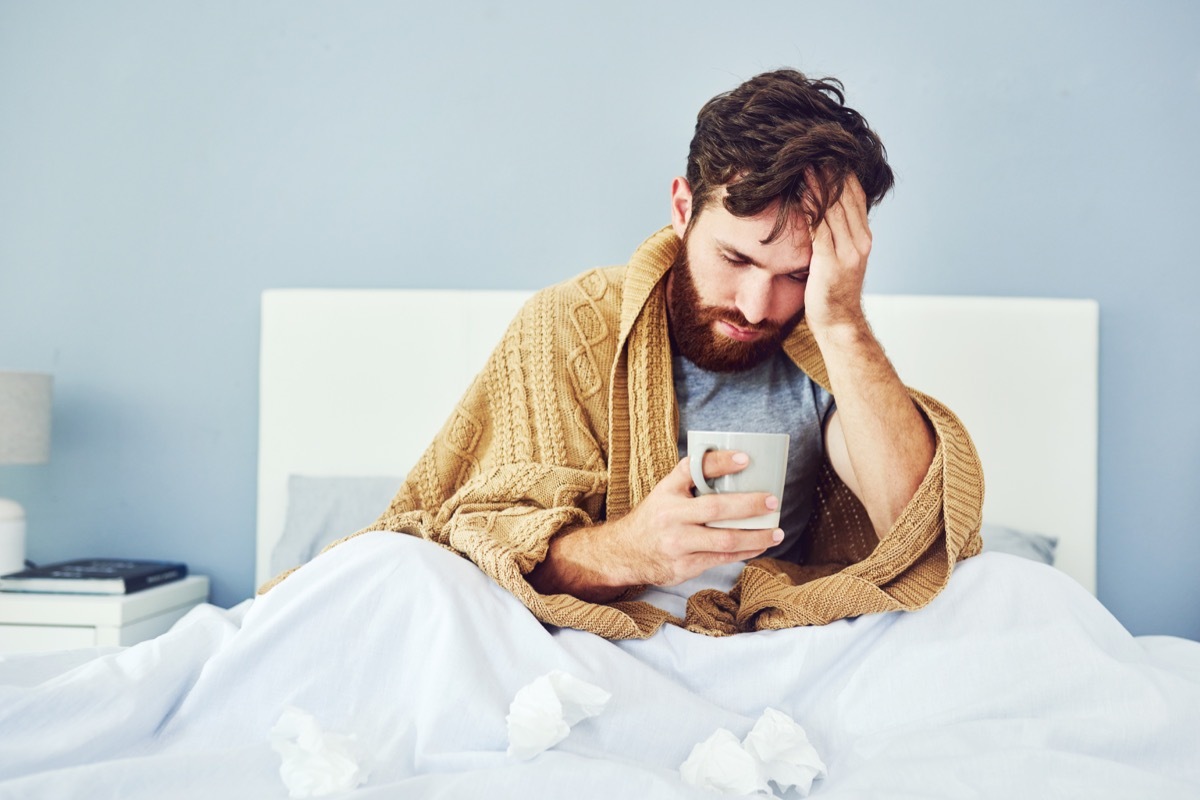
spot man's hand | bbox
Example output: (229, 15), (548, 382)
(803, 174), (873, 334)
(528, 451), (784, 601)
(620, 452), (785, 585)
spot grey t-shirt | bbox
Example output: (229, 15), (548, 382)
(673, 350), (835, 562)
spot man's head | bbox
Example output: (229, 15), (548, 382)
(684, 68), (894, 242)
(667, 69), (894, 372)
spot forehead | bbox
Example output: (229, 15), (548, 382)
(693, 195), (813, 264)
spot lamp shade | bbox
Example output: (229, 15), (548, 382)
(0, 371), (53, 464)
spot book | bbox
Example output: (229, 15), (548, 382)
(0, 558), (188, 595)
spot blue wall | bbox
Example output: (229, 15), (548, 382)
(1, 1), (1197, 638)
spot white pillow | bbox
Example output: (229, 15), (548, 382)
(980, 522), (1058, 565)
(271, 475), (402, 576)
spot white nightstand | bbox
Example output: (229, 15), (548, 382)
(0, 575), (210, 654)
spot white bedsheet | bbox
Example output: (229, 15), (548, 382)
(2, 533), (1198, 799)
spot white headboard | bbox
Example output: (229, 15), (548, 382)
(257, 289), (1098, 593)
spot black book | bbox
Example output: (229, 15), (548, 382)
(0, 558), (188, 595)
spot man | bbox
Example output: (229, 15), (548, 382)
(270, 69), (983, 638)
(528, 73), (936, 604)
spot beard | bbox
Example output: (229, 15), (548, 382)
(666, 237), (805, 373)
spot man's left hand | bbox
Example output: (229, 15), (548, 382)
(803, 174), (873, 333)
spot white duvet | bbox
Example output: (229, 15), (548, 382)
(2, 532), (1199, 799)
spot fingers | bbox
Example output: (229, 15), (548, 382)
(826, 176), (871, 256)
(657, 526), (781, 585)
(692, 524), (783, 555)
(675, 451), (750, 489)
(843, 173), (867, 204)
(690, 490), (778, 525)
(681, 530), (782, 579)
(810, 213), (834, 258)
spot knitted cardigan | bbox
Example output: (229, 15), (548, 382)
(261, 227), (985, 639)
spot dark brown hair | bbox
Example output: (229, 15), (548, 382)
(685, 69), (895, 242)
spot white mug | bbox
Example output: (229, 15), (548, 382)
(687, 430), (790, 529)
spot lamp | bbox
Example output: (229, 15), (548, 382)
(0, 371), (53, 576)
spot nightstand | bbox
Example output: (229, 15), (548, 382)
(0, 575), (210, 654)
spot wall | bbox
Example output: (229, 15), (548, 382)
(1, 1), (1197, 637)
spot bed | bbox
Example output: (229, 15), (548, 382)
(2, 288), (1198, 800)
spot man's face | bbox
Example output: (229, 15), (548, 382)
(666, 184), (812, 373)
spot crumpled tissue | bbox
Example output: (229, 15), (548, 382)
(269, 705), (370, 798)
(680, 728), (771, 796)
(505, 670), (611, 760)
(742, 708), (826, 795)
(680, 707), (826, 797)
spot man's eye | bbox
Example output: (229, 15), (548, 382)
(720, 253), (747, 266)
(787, 273), (809, 284)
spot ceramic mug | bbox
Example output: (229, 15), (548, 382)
(687, 430), (790, 529)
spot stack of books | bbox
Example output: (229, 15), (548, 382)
(0, 559), (188, 595)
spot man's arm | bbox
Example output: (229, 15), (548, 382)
(805, 177), (935, 537)
(528, 452), (783, 600)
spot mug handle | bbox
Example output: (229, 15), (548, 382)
(690, 445), (719, 494)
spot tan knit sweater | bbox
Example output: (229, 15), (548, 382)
(262, 227), (985, 638)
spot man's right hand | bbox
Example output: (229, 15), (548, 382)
(528, 451), (784, 602)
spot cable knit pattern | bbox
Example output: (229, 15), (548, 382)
(259, 226), (984, 639)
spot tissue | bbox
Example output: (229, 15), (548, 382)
(269, 706), (369, 798)
(742, 708), (826, 795)
(505, 670), (611, 760)
(679, 728), (771, 796)
(680, 708), (825, 797)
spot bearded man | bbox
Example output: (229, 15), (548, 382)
(266, 69), (984, 638)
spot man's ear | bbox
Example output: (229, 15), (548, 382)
(670, 177), (693, 239)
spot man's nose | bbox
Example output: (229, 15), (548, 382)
(736, 274), (773, 325)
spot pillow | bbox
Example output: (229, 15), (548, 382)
(979, 522), (1058, 565)
(271, 475), (402, 576)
